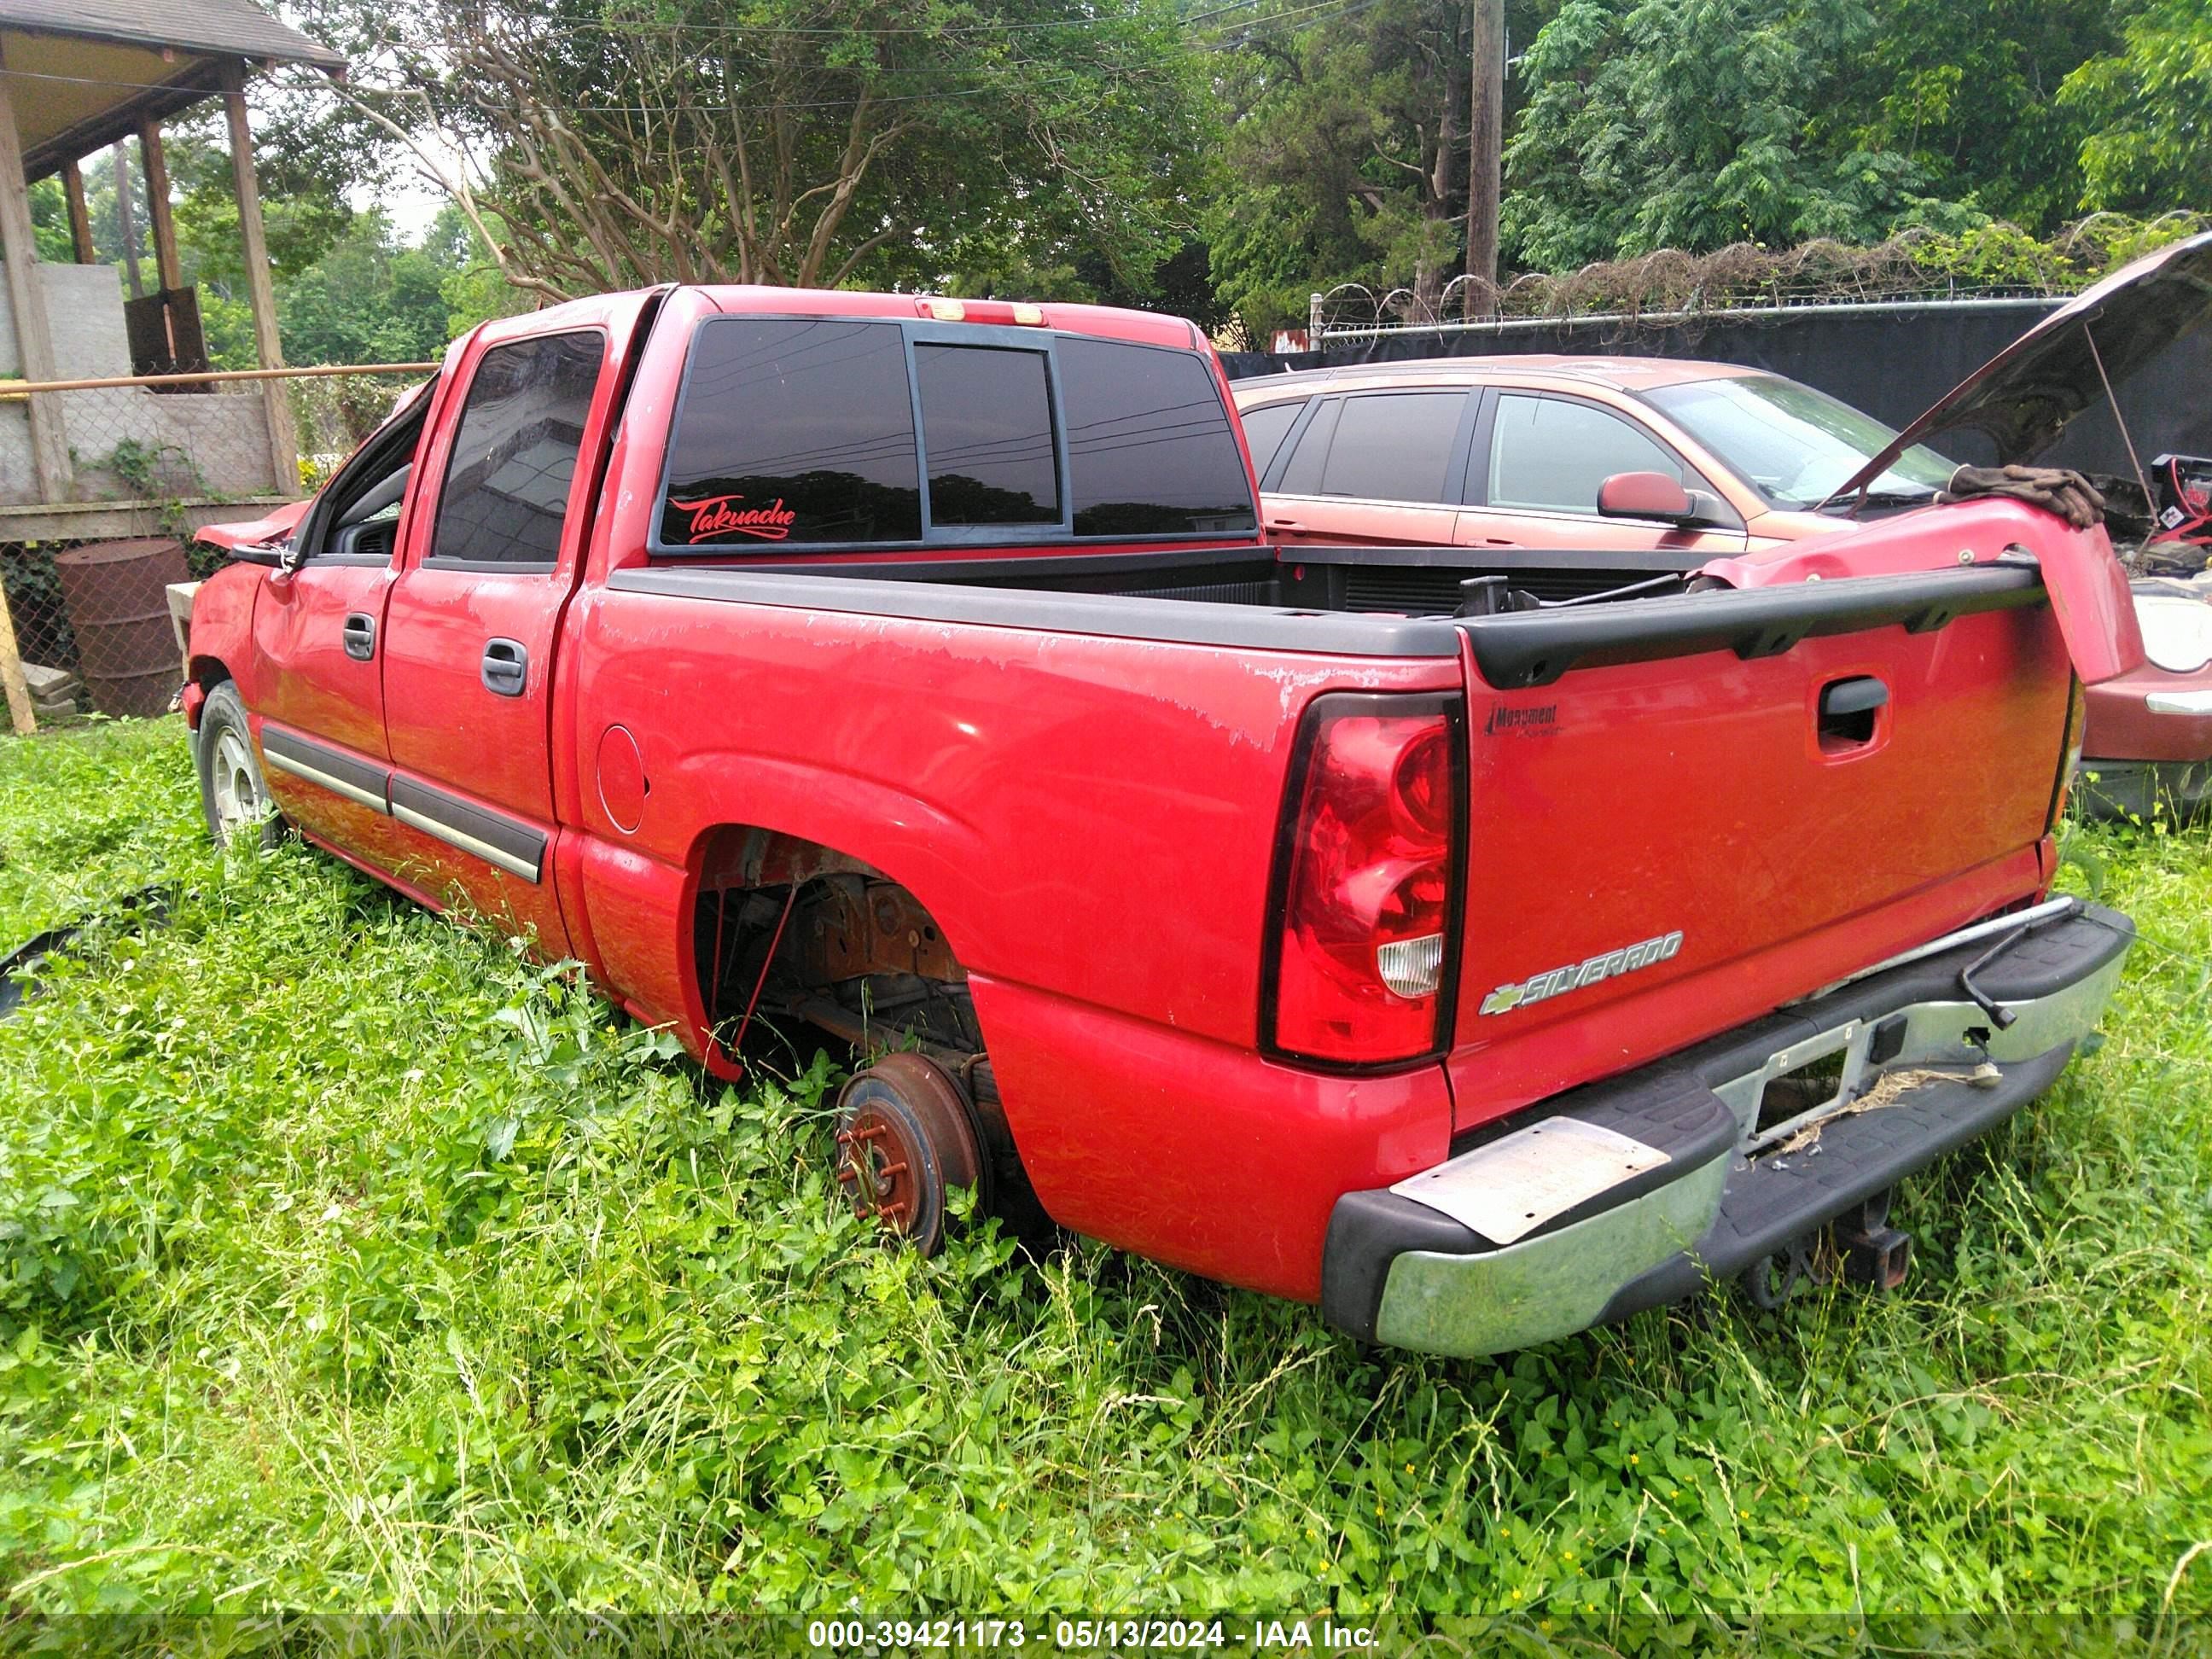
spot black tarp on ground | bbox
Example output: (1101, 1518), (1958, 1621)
(1219, 299), (2212, 480)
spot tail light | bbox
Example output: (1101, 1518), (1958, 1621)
(1265, 691), (1465, 1067)
(2045, 675), (2087, 833)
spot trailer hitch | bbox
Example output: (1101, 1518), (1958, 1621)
(1832, 1190), (1912, 1291)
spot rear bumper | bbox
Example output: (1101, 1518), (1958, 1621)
(2083, 665), (2212, 765)
(1321, 900), (2133, 1355)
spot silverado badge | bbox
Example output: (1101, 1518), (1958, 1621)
(1479, 930), (1685, 1016)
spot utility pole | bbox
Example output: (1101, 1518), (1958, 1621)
(112, 139), (144, 299)
(1464, 0), (1505, 316)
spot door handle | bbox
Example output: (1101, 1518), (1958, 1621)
(480, 637), (529, 697)
(1818, 675), (1888, 749)
(341, 613), (376, 661)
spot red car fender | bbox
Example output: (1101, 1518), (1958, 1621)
(181, 562), (265, 707)
(1700, 498), (2146, 686)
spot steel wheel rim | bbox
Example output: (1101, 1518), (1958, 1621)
(211, 728), (261, 843)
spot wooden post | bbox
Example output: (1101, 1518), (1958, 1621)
(1463, 0), (1505, 311)
(0, 579), (35, 736)
(139, 121), (182, 293)
(61, 160), (96, 264)
(220, 61), (299, 492)
(0, 44), (74, 508)
(111, 140), (144, 300)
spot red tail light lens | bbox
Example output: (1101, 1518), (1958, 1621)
(1266, 692), (1464, 1066)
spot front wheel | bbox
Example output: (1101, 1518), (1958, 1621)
(194, 681), (283, 851)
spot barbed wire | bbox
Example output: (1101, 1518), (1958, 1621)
(1311, 212), (2212, 339)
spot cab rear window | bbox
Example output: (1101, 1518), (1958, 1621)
(656, 317), (1255, 550)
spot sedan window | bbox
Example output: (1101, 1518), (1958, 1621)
(1313, 392), (1467, 503)
(1487, 394), (1683, 513)
(1236, 399), (1304, 480)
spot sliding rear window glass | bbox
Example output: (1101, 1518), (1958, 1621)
(1057, 336), (1258, 536)
(916, 344), (1060, 525)
(660, 317), (921, 547)
(660, 318), (1256, 548)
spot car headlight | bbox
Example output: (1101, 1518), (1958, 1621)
(2133, 594), (2212, 674)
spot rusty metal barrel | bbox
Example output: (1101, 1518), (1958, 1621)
(52, 538), (192, 718)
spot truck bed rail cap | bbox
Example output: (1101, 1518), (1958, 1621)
(1458, 562), (2046, 689)
(606, 565), (1468, 658)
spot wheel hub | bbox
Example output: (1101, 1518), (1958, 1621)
(835, 1108), (919, 1231)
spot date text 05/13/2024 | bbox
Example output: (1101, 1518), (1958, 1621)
(805, 1618), (1378, 1650)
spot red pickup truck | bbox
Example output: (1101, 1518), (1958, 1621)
(183, 284), (2138, 1356)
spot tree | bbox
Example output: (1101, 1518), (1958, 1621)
(2062, 0), (2212, 213)
(314, 0), (1215, 304)
(1499, 0), (2148, 271)
(1501, 0), (1957, 269)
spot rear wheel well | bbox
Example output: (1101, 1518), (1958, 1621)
(690, 824), (1050, 1232)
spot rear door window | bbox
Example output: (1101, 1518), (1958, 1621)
(1486, 393), (1684, 513)
(660, 317), (921, 547)
(1317, 392), (1468, 503)
(428, 330), (605, 568)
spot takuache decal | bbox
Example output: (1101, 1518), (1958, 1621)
(667, 493), (798, 542)
(1479, 929), (1684, 1016)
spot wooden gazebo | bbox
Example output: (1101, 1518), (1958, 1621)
(0, 0), (344, 533)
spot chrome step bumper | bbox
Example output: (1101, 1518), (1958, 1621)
(1321, 900), (2133, 1357)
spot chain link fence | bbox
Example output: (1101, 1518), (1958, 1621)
(1, 364), (429, 732)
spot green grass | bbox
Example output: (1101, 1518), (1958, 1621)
(0, 717), (2207, 1629)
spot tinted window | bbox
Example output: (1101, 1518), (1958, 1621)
(661, 318), (920, 546)
(916, 344), (1059, 525)
(429, 331), (604, 566)
(1275, 398), (1342, 495)
(1057, 336), (1258, 536)
(1237, 399), (1303, 480)
(1487, 394), (1682, 512)
(1318, 392), (1466, 502)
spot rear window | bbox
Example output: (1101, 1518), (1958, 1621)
(1055, 335), (1257, 536)
(916, 344), (1060, 525)
(659, 318), (921, 547)
(656, 317), (1255, 550)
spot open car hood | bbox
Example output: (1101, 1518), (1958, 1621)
(1827, 230), (2212, 505)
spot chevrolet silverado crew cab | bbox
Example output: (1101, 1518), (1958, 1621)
(184, 284), (2138, 1357)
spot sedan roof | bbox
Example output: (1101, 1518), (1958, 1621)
(1230, 354), (1766, 399)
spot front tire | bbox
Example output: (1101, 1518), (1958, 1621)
(194, 681), (283, 851)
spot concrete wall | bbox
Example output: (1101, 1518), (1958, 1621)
(0, 261), (131, 381)
(0, 260), (277, 507)
(0, 389), (278, 505)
